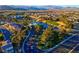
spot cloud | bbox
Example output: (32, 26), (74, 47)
(0, 0), (79, 5)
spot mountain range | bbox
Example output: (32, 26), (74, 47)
(0, 5), (79, 10)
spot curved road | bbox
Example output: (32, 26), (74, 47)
(21, 22), (48, 53)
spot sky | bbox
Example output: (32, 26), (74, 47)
(0, 0), (79, 5)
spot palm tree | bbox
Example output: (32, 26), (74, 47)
(11, 28), (26, 52)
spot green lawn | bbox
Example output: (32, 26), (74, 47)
(46, 20), (59, 26)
